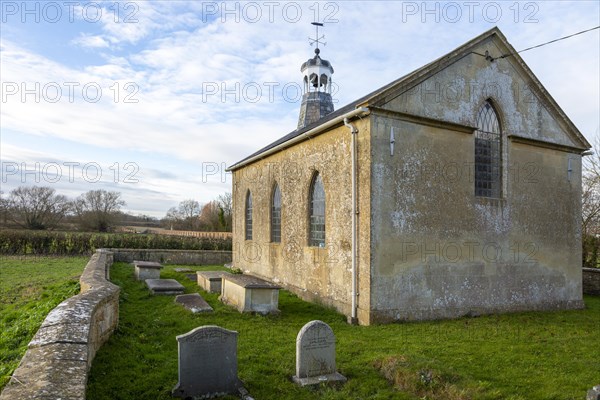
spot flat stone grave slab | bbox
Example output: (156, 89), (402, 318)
(174, 268), (193, 273)
(197, 271), (232, 294)
(172, 326), (243, 399)
(133, 260), (163, 281)
(175, 294), (213, 313)
(219, 274), (281, 314)
(185, 274), (197, 281)
(145, 279), (185, 295)
(292, 320), (347, 387)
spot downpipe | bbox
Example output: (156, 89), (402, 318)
(344, 117), (359, 325)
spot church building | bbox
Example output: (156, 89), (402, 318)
(227, 27), (591, 325)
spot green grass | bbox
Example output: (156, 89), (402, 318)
(0, 255), (87, 389)
(87, 262), (600, 400)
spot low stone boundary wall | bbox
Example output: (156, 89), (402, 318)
(106, 248), (232, 265)
(583, 267), (600, 295)
(0, 250), (120, 400)
(147, 229), (232, 239)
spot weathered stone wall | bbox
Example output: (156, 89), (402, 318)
(379, 35), (582, 149)
(230, 31), (587, 325)
(0, 250), (120, 400)
(106, 248), (232, 265)
(583, 268), (600, 295)
(367, 34), (585, 322)
(231, 117), (372, 323)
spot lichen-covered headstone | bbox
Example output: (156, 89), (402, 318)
(588, 385), (600, 400)
(172, 326), (242, 399)
(292, 320), (346, 386)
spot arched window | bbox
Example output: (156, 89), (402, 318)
(245, 191), (253, 240)
(309, 173), (325, 247)
(271, 183), (281, 243)
(475, 100), (502, 198)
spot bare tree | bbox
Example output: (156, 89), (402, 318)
(179, 199), (201, 230)
(582, 133), (600, 267)
(199, 200), (222, 231)
(0, 191), (9, 226)
(582, 135), (600, 233)
(161, 195), (232, 231)
(582, 173), (600, 235)
(179, 200), (201, 220)
(217, 192), (232, 232)
(74, 190), (125, 232)
(162, 206), (181, 230)
(161, 199), (201, 230)
(6, 186), (71, 230)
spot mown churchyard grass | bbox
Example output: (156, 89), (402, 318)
(86, 262), (599, 400)
(0, 256), (87, 389)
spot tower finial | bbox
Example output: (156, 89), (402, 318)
(309, 22), (326, 51)
(298, 21), (334, 129)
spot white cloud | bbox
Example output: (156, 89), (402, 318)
(1, 1), (598, 216)
(71, 34), (111, 48)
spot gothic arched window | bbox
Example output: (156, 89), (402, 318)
(475, 100), (502, 198)
(245, 191), (253, 240)
(271, 183), (281, 243)
(309, 173), (325, 247)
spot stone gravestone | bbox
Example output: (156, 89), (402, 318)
(174, 293), (213, 313)
(292, 320), (346, 386)
(588, 385), (600, 400)
(133, 260), (163, 281)
(145, 279), (184, 295)
(172, 326), (242, 399)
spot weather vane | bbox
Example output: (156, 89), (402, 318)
(308, 22), (326, 50)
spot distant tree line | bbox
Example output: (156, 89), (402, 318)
(0, 187), (126, 232)
(0, 186), (232, 233)
(162, 193), (232, 232)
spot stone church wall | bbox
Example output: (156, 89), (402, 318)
(231, 118), (372, 323)
(368, 110), (584, 322)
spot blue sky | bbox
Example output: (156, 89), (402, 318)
(1, 1), (599, 217)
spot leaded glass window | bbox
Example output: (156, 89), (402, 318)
(245, 191), (253, 240)
(309, 173), (325, 247)
(475, 101), (502, 198)
(271, 184), (281, 243)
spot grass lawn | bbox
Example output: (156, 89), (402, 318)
(87, 262), (600, 400)
(0, 256), (87, 389)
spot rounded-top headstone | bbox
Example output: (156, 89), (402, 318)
(295, 320), (336, 378)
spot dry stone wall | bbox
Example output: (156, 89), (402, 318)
(0, 250), (120, 400)
(107, 248), (232, 265)
(583, 268), (600, 295)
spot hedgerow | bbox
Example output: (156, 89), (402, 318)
(0, 230), (231, 255)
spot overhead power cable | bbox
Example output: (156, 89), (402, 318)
(494, 25), (599, 60)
